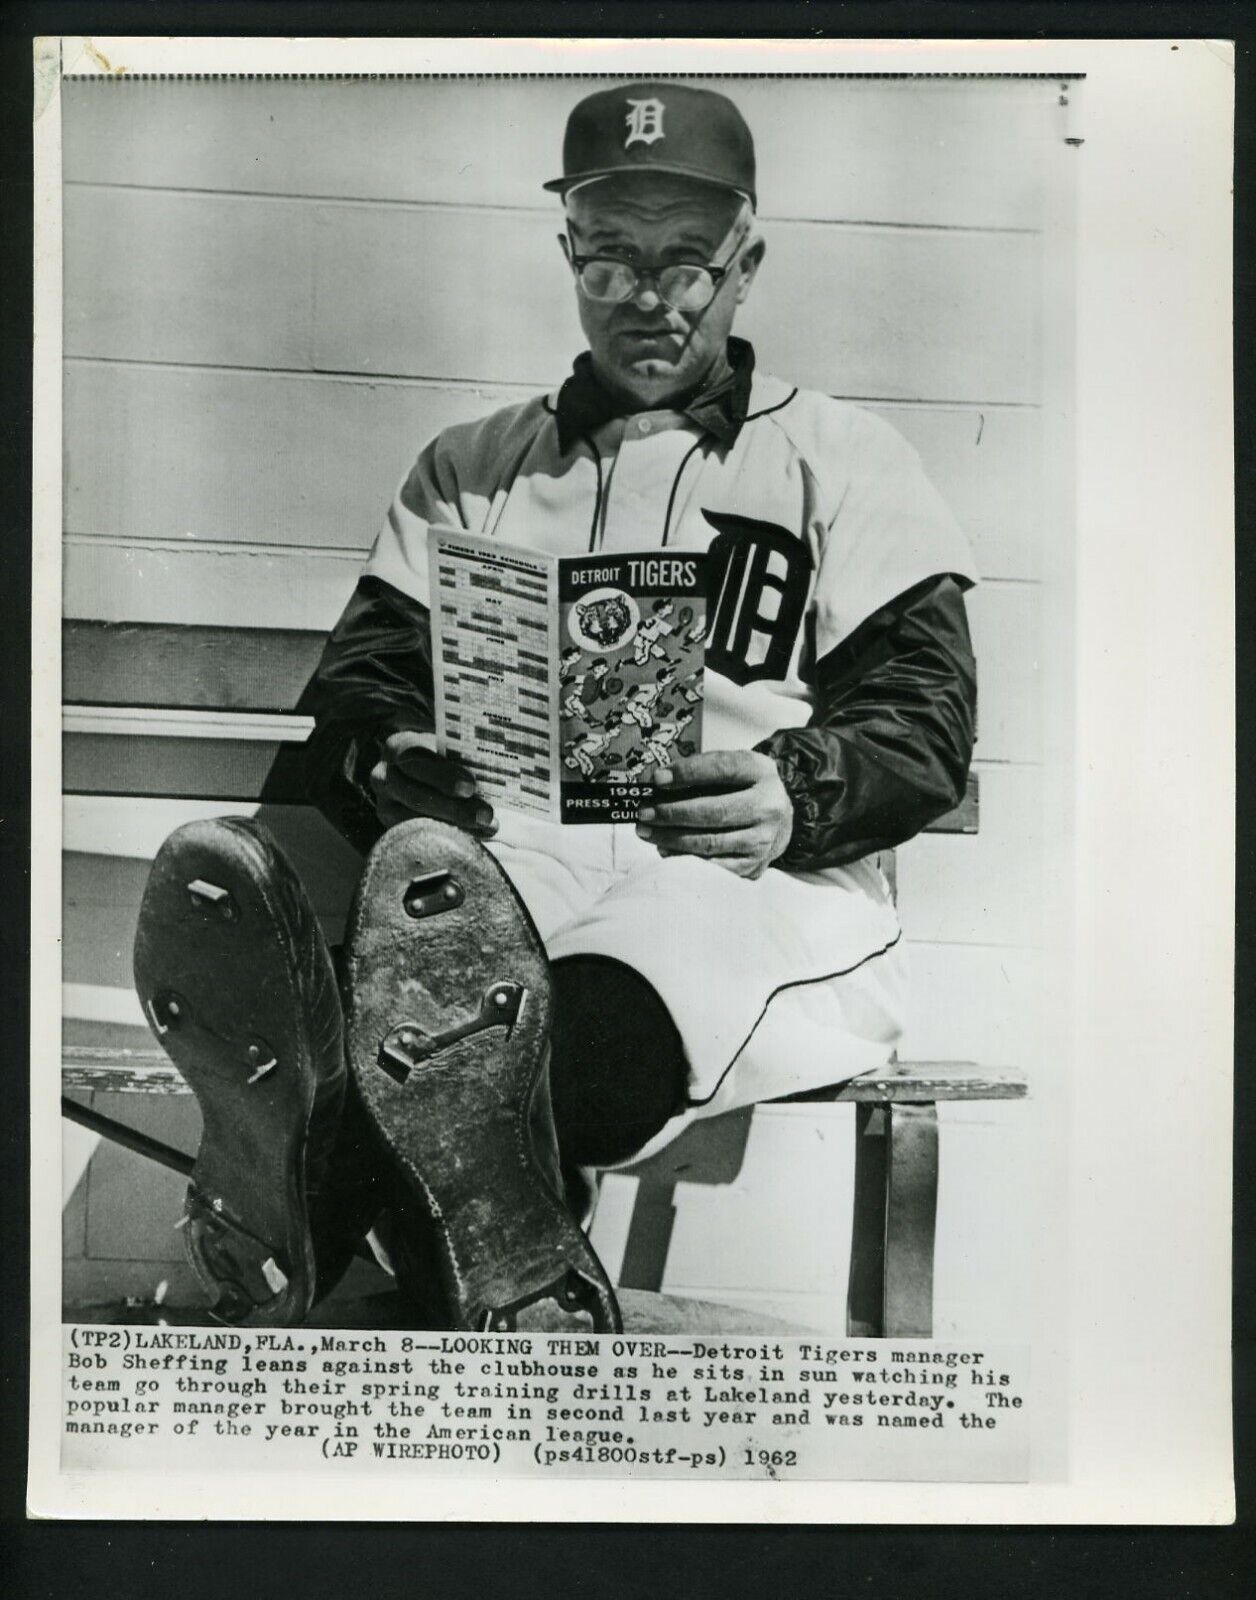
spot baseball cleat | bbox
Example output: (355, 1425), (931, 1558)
(133, 818), (350, 1326)
(343, 818), (622, 1334)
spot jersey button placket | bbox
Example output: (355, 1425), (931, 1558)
(600, 417), (690, 551)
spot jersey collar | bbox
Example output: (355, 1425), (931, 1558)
(552, 336), (756, 454)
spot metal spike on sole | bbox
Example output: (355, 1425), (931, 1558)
(187, 879), (238, 919)
(187, 878), (229, 903)
(402, 870), (465, 919)
(245, 1040), (278, 1084)
(260, 1257), (289, 1294)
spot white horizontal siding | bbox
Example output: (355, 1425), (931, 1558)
(65, 360), (1045, 579)
(64, 537), (363, 629)
(65, 187), (1041, 403)
(63, 75), (1060, 231)
(896, 762), (1044, 948)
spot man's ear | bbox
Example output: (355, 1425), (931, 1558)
(734, 236), (766, 305)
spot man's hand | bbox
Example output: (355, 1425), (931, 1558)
(636, 750), (794, 880)
(368, 731), (497, 837)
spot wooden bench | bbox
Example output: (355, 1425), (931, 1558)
(615, 1063), (1026, 1338)
(61, 617), (1026, 1336)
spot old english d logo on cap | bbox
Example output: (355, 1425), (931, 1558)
(624, 96), (665, 147)
(544, 81), (756, 207)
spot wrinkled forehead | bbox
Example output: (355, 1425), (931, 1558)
(565, 172), (745, 240)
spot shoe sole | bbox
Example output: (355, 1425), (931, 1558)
(343, 818), (622, 1334)
(132, 819), (333, 1325)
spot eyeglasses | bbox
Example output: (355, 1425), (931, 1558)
(565, 231), (745, 313)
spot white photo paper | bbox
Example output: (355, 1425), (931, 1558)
(29, 36), (1234, 1523)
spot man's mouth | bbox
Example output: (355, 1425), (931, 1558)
(616, 326), (680, 343)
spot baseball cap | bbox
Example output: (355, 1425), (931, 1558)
(544, 82), (757, 209)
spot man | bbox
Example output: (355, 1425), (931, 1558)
(632, 598), (677, 666)
(133, 82), (977, 1335)
(560, 655), (612, 723)
(638, 707), (696, 772)
(563, 711), (624, 777)
(622, 665), (679, 728)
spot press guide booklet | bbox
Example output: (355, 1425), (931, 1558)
(428, 527), (708, 823)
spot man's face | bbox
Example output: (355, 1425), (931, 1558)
(562, 173), (765, 408)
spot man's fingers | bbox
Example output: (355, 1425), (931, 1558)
(640, 787), (762, 829)
(370, 766), (496, 833)
(392, 789), (498, 835)
(384, 729), (439, 760)
(387, 741), (478, 799)
(657, 750), (760, 790)
(379, 803), (497, 838)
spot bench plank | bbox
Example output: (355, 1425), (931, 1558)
(777, 1061), (1026, 1102)
(64, 620), (324, 713)
(63, 1047), (192, 1096)
(63, 731), (312, 803)
(62, 1045), (1024, 1102)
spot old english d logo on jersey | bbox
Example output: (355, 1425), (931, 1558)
(624, 97), (665, 147)
(702, 511), (813, 686)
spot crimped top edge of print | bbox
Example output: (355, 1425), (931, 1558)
(62, 70), (1087, 84)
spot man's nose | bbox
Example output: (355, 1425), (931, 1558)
(630, 275), (664, 312)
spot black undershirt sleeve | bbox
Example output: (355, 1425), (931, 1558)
(755, 573), (977, 871)
(301, 575), (437, 853)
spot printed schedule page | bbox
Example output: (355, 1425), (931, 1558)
(429, 530), (559, 819)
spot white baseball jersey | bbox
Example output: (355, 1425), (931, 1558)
(362, 370), (977, 1140)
